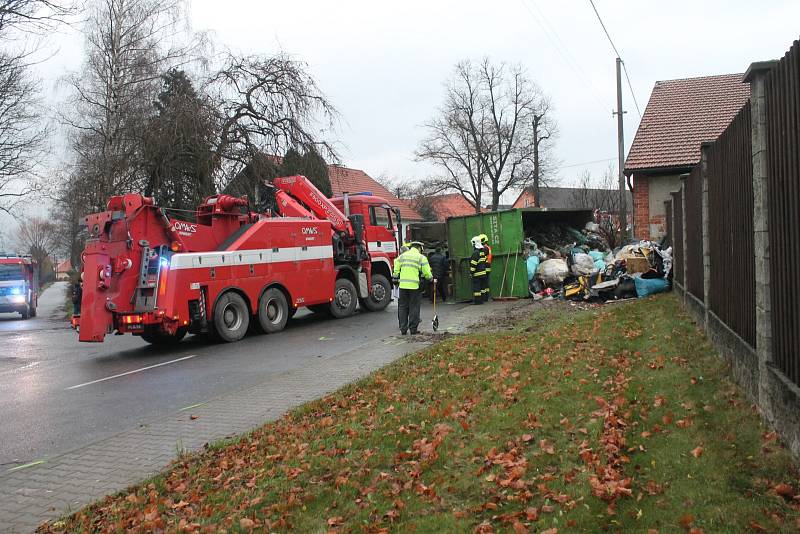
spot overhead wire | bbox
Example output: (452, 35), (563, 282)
(587, 0), (643, 118)
(516, 0), (611, 111)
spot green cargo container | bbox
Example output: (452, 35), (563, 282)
(446, 208), (593, 301)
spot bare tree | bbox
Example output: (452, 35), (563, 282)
(529, 95), (558, 207)
(571, 166), (629, 248)
(15, 216), (59, 278)
(207, 53), (338, 192)
(0, 0), (75, 214)
(62, 0), (206, 212)
(417, 58), (557, 212)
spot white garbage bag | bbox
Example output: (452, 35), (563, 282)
(571, 253), (597, 276)
(537, 259), (569, 285)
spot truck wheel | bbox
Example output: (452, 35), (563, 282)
(330, 278), (357, 318)
(258, 287), (289, 334)
(213, 292), (250, 342)
(20, 307), (29, 320)
(142, 327), (187, 345)
(360, 274), (391, 312)
(29, 307), (36, 318)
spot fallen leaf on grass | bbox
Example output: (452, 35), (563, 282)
(239, 517), (254, 529)
(525, 507), (539, 521)
(678, 513), (694, 528)
(690, 446), (704, 458)
(539, 439), (556, 455)
(541, 528), (558, 534)
(749, 521), (768, 532)
(521, 433), (533, 442)
(327, 516), (344, 527)
(512, 520), (528, 534)
(774, 483), (795, 498)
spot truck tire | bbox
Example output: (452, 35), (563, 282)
(142, 327), (187, 345)
(29, 306), (36, 318)
(20, 306), (29, 319)
(213, 292), (250, 342)
(360, 274), (391, 312)
(330, 278), (357, 319)
(258, 287), (289, 334)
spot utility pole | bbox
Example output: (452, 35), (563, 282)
(614, 57), (628, 242)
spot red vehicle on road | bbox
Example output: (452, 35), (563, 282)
(74, 175), (402, 344)
(0, 254), (38, 319)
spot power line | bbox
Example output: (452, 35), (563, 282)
(587, 0), (642, 118)
(561, 157), (615, 169)
(588, 0), (621, 58)
(621, 62), (642, 118)
(517, 0), (610, 111)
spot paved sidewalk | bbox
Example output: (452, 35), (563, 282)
(0, 300), (517, 533)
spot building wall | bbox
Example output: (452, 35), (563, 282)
(633, 172), (685, 241)
(648, 174), (683, 241)
(633, 174), (650, 240)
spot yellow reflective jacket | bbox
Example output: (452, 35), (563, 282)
(393, 248), (433, 290)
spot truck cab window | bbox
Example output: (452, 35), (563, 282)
(370, 206), (392, 228)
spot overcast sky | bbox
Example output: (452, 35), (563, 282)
(24, 0), (800, 211)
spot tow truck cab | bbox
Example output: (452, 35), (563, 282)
(0, 255), (38, 319)
(330, 193), (401, 289)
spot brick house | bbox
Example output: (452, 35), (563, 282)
(624, 73), (750, 240)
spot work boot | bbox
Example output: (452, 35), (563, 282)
(410, 329), (419, 335)
(401, 330), (407, 335)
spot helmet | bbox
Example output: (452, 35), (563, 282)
(471, 236), (483, 249)
(409, 241), (424, 251)
(479, 233), (488, 243)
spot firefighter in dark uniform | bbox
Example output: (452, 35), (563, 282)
(479, 233), (492, 303)
(469, 236), (487, 304)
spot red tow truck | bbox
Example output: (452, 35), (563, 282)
(0, 254), (38, 319)
(74, 175), (402, 344)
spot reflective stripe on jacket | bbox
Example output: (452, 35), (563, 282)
(393, 248), (433, 289)
(470, 249), (487, 277)
(483, 244), (492, 273)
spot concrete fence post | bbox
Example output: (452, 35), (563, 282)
(679, 175), (689, 295)
(700, 143), (713, 325)
(744, 61), (777, 420)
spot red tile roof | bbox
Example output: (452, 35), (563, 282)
(625, 73), (750, 173)
(267, 155), (422, 221)
(56, 259), (71, 272)
(326, 165), (423, 221)
(429, 193), (481, 221)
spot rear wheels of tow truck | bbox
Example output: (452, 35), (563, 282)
(329, 278), (358, 318)
(141, 327), (187, 345)
(359, 274), (391, 312)
(256, 287), (289, 334)
(212, 291), (250, 342)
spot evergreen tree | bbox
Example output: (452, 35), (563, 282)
(143, 69), (217, 211)
(280, 147), (332, 197)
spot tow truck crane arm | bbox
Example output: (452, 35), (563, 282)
(271, 175), (352, 234)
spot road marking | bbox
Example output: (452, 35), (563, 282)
(66, 355), (198, 390)
(179, 401), (207, 412)
(7, 459), (45, 472)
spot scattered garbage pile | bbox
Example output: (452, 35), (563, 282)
(523, 222), (672, 303)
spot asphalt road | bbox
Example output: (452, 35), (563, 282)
(0, 282), (461, 468)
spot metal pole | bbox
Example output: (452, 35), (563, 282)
(615, 57), (628, 243)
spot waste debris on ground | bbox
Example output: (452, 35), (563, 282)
(522, 222), (673, 304)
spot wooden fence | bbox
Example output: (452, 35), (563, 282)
(683, 166), (704, 302)
(766, 40), (800, 386)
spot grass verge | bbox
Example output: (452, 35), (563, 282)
(41, 295), (800, 533)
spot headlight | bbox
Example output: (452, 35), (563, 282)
(11, 295), (25, 303)
(9, 287), (21, 295)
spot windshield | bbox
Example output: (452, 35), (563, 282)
(0, 264), (24, 281)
